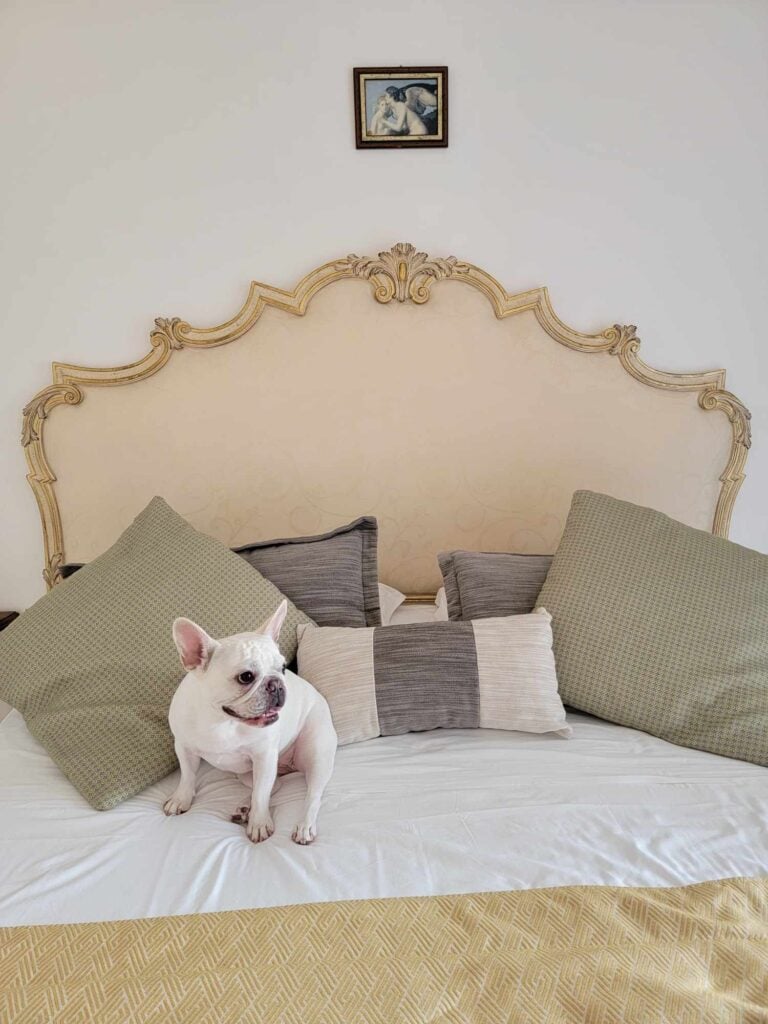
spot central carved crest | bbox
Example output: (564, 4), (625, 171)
(340, 242), (467, 304)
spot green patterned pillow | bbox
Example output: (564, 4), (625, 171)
(537, 490), (768, 766)
(0, 497), (312, 809)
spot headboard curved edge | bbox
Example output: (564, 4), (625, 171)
(21, 241), (751, 592)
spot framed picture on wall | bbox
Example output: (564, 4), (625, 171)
(353, 67), (448, 149)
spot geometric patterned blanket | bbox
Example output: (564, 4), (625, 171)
(2, 877), (766, 1023)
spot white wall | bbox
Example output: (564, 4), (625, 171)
(1, 0), (766, 610)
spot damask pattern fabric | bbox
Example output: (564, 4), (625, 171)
(0, 497), (312, 810)
(537, 489), (768, 766)
(297, 609), (571, 746)
(439, 550), (553, 620)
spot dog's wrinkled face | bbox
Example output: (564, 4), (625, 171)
(172, 601), (288, 728)
(208, 633), (287, 727)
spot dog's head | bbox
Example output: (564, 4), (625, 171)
(172, 600), (288, 728)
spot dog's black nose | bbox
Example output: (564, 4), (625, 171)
(265, 677), (286, 708)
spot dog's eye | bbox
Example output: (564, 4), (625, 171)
(237, 671), (255, 685)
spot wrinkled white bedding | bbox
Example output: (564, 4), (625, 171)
(0, 708), (765, 926)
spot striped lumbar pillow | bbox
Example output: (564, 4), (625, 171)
(296, 609), (571, 746)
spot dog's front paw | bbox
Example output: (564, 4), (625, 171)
(246, 814), (274, 843)
(292, 822), (316, 845)
(163, 791), (193, 816)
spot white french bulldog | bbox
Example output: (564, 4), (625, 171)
(164, 600), (337, 845)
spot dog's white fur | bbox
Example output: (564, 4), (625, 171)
(164, 600), (337, 845)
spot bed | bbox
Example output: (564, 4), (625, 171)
(3, 243), (765, 1022)
(2, 707), (767, 925)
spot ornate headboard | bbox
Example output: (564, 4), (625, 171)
(22, 242), (751, 594)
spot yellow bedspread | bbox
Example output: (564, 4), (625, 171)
(2, 877), (766, 1023)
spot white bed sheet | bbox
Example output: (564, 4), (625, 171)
(0, 708), (766, 926)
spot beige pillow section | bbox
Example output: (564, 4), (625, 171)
(297, 610), (571, 746)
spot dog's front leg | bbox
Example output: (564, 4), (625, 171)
(163, 743), (200, 815)
(292, 704), (337, 845)
(246, 747), (278, 843)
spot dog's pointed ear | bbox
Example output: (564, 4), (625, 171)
(173, 618), (219, 672)
(259, 599), (288, 645)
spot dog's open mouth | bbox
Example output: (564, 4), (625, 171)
(222, 706), (280, 727)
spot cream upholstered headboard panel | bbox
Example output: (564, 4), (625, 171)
(23, 243), (751, 594)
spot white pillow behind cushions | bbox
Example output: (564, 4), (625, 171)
(388, 587), (449, 625)
(378, 583), (406, 626)
(296, 609), (570, 746)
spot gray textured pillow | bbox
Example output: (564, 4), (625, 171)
(438, 551), (552, 620)
(0, 497), (312, 810)
(65, 516), (381, 628)
(537, 490), (768, 766)
(296, 611), (571, 746)
(234, 517), (380, 627)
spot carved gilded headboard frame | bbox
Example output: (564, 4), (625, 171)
(22, 242), (751, 591)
